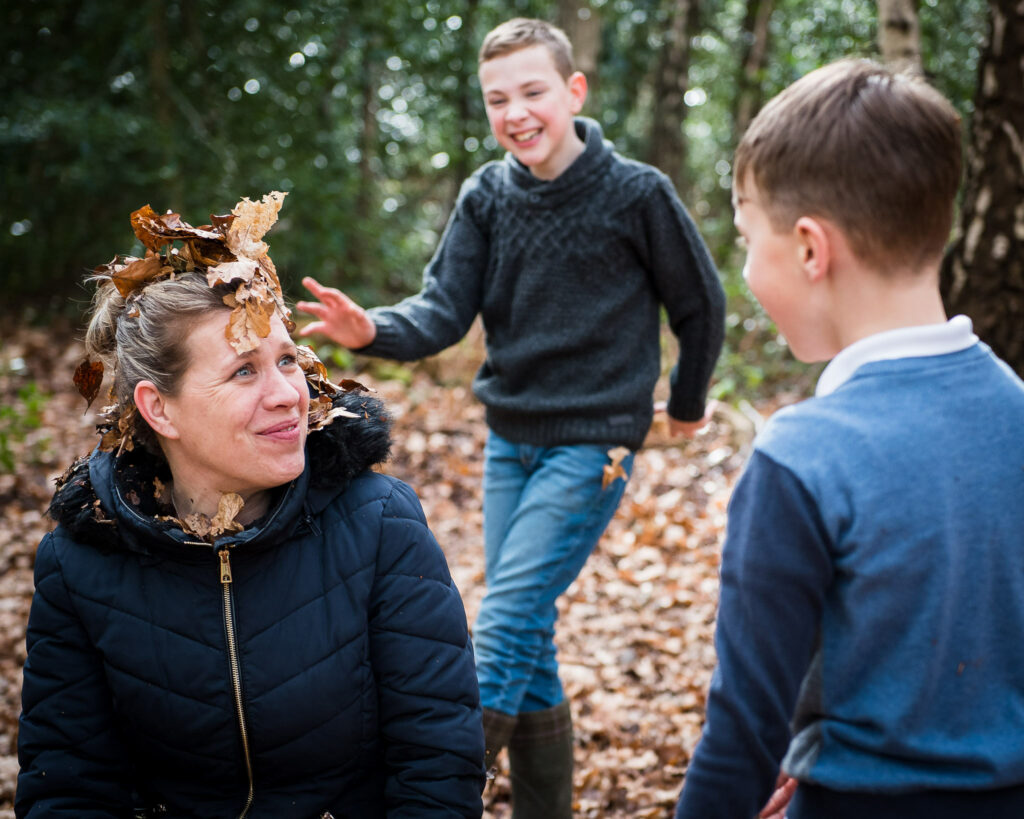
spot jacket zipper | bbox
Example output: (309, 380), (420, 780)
(219, 547), (255, 818)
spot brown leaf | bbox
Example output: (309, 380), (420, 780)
(72, 358), (104, 410)
(226, 191), (287, 260)
(224, 303), (262, 354)
(184, 237), (235, 267)
(339, 378), (374, 394)
(182, 513), (212, 538)
(111, 254), (164, 298)
(209, 493), (245, 538)
(207, 258), (259, 287)
(209, 212), (236, 234)
(153, 476), (172, 506)
(130, 204), (221, 253)
(97, 405), (137, 454)
(602, 446), (632, 490)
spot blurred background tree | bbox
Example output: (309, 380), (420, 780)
(3, 0), (1007, 394)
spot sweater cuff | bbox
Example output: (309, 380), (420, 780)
(667, 395), (707, 423)
(354, 316), (398, 358)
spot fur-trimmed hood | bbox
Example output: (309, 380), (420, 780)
(48, 391), (391, 557)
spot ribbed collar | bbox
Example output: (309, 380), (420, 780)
(504, 117), (614, 205)
(816, 315), (979, 397)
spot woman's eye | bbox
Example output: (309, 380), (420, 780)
(235, 364), (255, 377)
(279, 354), (297, 368)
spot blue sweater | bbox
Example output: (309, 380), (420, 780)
(360, 117), (725, 450)
(676, 343), (1024, 818)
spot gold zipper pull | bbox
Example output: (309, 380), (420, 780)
(218, 548), (233, 584)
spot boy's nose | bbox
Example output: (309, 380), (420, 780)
(506, 100), (528, 121)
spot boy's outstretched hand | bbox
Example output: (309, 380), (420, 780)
(655, 400), (718, 439)
(296, 276), (377, 349)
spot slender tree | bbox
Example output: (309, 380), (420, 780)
(876, 0), (922, 73)
(648, 0), (700, 190)
(734, 0), (774, 138)
(941, 0), (1024, 375)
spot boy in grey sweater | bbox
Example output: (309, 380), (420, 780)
(299, 18), (724, 815)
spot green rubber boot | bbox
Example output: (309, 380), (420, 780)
(508, 701), (574, 819)
(483, 707), (519, 776)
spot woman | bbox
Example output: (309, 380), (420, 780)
(16, 196), (485, 818)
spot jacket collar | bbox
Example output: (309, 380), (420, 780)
(50, 391), (391, 557)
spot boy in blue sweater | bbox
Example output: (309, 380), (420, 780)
(675, 59), (1024, 819)
(297, 17), (726, 815)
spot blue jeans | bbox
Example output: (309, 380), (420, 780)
(474, 432), (634, 715)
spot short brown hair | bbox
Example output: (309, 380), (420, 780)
(734, 59), (962, 272)
(478, 18), (575, 79)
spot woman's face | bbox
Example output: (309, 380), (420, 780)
(157, 310), (309, 505)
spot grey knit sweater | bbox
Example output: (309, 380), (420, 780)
(361, 118), (726, 450)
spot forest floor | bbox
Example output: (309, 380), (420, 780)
(0, 321), (809, 817)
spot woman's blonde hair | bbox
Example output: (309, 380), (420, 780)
(85, 273), (235, 448)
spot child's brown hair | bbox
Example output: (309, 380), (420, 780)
(734, 59), (962, 273)
(478, 18), (575, 79)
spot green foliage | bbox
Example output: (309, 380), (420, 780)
(0, 0), (989, 401)
(0, 382), (51, 473)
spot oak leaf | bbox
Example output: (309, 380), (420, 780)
(225, 303), (263, 354)
(210, 493), (245, 538)
(602, 446), (631, 490)
(130, 204), (221, 253)
(207, 257), (259, 287)
(73, 357), (104, 410)
(226, 191), (287, 260)
(111, 254), (164, 297)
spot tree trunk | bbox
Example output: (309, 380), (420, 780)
(876, 0), (922, 74)
(450, 0), (480, 216)
(940, 0), (1024, 375)
(648, 0), (699, 191)
(346, 66), (379, 277)
(147, 0), (182, 204)
(558, 0), (602, 97)
(734, 0), (774, 139)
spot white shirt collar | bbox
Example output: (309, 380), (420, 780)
(815, 315), (979, 397)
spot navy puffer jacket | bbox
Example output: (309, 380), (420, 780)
(17, 392), (485, 818)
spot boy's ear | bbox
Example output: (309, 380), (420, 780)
(794, 216), (831, 283)
(567, 71), (587, 113)
(134, 380), (180, 440)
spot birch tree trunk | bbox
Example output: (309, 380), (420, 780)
(648, 0), (699, 190)
(940, 0), (1024, 375)
(876, 0), (922, 74)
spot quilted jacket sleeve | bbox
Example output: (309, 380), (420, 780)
(17, 533), (134, 818)
(369, 479), (485, 817)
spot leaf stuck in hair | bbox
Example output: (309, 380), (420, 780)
(73, 358), (104, 410)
